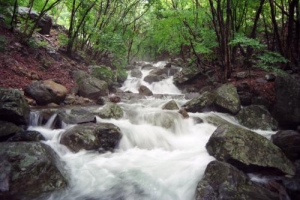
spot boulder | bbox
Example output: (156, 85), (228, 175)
(271, 130), (300, 161)
(60, 123), (122, 153)
(57, 108), (96, 126)
(90, 66), (116, 87)
(130, 69), (142, 78)
(236, 105), (278, 130)
(150, 67), (179, 77)
(18, 7), (52, 35)
(25, 80), (68, 105)
(77, 77), (108, 100)
(183, 91), (216, 113)
(215, 83), (241, 114)
(0, 121), (23, 141)
(7, 130), (45, 142)
(236, 82), (252, 106)
(162, 100), (179, 110)
(144, 74), (165, 84)
(141, 63), (154, 70)
(272, 75), (300, 128)
(173, 65), (202, 85)
(138, 85), (153, 96)
(0, 88), (30, 125)
(235, 71), (249, 79)
(95, 103), (123, 119)
(196, 161), (279, 200)
(0, 142), (68, 199)
(265, 74), (276, 82)
(72, 70), (88, 83)
(206, 124), (295, 176)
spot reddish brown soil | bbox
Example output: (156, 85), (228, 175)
(0, 26), (87, 91)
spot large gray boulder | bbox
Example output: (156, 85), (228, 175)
(0, 142), (68, 199)
(272, 75), (300, 128)
(236, 105), (278, 130)
(196, 161), (280, 200)
(272, 130), (300, 161)
(57, 108), (96, 126)
(206, 124), (295, 176)
(183, 91), (216, 112)
(0, 121), (23, 141)
(95, 103), (123, 119)
(162, 100), (179, 110)
(215, 83), (241, 114)
(130, 69), (142, 78)
(90, 65), (116, 87)
(17, 7), (52, 35)
(144, 74), (165, 84)
(138, 85), (153, 96)
(60, 123), (122, 153)
(77, 77), (108, 100)
(0, 88), (30, 125)
(173, 65), (201, 84)
(25, 80), (68, 105)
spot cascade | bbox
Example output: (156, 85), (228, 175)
(27, 61), (276, 200)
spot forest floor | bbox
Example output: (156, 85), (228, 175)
(0, 25), (275, 104)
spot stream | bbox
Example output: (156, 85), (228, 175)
(27, 61), (275, 200)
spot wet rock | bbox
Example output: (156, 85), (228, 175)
(193, 117), (203, 124)
(265, 74), (276, 82)
(72, 70), (88, 83)
(17, 7), (52, 35)
(77, 77), (109, 100)
(130, 69), (142, 78)
(25, 80), (68, 105)
(141, 63), (154, 70)
(162, 100), (179, 110)
(7, 130), (45, 142)
(109, 95), (121, 103)
(58, 108), (96, 126)
(144, 74), (165, 84)
(95, 103), (123, 119)
(0, 88), (30, 125)
(90, 65), (116, 87)
(282, 160), (300, 200)
(64, 94), (76, 105)
(138, 85), (153, 96)
(96, 97), (105, 105)
(60, 123), (122, 153)
(272, 75), (300, 128)
(272, 130), (300, 161)
(0, 142), (68, 199)
(0, 121), (23, 141)
(215, 83), (241, 114)
(183, 91), (216, 113)
(196, 161), (279, 200)
(164, 62), (172, 68)
(206, 124), (295, 176)
(236, 105), (278, 130)
(235, 71), (249, 79)
(203, 114), (233, 127)
(173, 65), (202, 84)
(179, 109), (189, 119)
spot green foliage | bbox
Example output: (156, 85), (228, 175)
(0, 36), (7, 52)
(58, 33), (68, 47)
(229, 34), (265, 50)
(116, 68), (128, 83)
(25, 37), (48, 49)
(91, 66), (115, 85)
(257, 51), (288, 74)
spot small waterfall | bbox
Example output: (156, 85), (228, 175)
(121, 61), (181, 95)
(44, 114), (57, 129)
(29, 111), (42, 126)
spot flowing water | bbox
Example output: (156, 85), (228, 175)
(28, 61), (276, 200)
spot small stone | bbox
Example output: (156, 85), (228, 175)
(265, 74), (276, 82)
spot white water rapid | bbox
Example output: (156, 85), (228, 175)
(28, 61), (276, 200)
(121, 61), (181, 94)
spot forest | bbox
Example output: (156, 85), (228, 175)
(0, 0), (299, 81)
